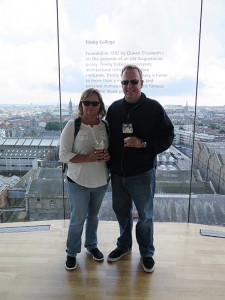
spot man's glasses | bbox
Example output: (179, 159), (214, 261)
(121, 80), (139, 85)
(82, 100), (100, 107)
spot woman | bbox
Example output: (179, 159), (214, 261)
(59, 88), (110, 270)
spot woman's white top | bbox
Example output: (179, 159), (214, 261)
(59, 119), (109, 188)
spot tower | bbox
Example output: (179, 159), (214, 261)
(185, 100), (188, 113)
(69, 98), (73, 116)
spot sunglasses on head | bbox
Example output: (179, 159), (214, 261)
(121, 79), (139, 85)
(82, 100), (100, 107)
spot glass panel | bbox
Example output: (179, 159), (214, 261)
(1, 0), (224, 226)
(191, 0), (225, 226)
(57, 0), (201, 223)
(0, 0), (61, 222)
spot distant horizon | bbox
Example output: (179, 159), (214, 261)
(0, 102), (225, 108)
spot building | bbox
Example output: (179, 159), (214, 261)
(174, 129), (215, 146)
(193, 141), (225, 194)
(0, 137), (59, 174)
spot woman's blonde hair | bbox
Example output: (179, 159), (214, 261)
(77, 88), (106, 118)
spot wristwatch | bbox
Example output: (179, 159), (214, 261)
(141, 141), (147, 148)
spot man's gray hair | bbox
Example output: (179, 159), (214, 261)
(121, 65), (143, 80)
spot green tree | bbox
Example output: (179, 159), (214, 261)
(209, 123), (219, 130)
(46, 121), (61, 131)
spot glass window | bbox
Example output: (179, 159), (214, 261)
(0, 0), (224, 226)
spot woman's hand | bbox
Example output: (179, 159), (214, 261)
(102, 150), (110, 162)
(88, 150), (110, 162)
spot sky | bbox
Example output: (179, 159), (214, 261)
(0, 0), (225, 107)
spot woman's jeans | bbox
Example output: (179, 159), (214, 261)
(66, 180), (108, 257)
(111, 169), (155, 257)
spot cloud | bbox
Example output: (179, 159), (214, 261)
(0, 0), (224, 106)
(61, 66), (85, 92)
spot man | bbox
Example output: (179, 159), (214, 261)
(106, 64), (174, 273)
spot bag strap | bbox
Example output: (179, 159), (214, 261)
(62, 117), (81, 173)
(101, 119), (110, 136)
(74, 117), (82, 138)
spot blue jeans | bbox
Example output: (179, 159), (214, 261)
(66, 180), (108, 257)
(111, 169), (155, 257)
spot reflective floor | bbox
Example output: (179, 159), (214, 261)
(0, 220), (225, 300)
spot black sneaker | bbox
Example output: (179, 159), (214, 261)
(86, 248), (104, 261)
(142, 257), (155, 273)
(107, 248), (131, 262)
(65, 255), (77, 270)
